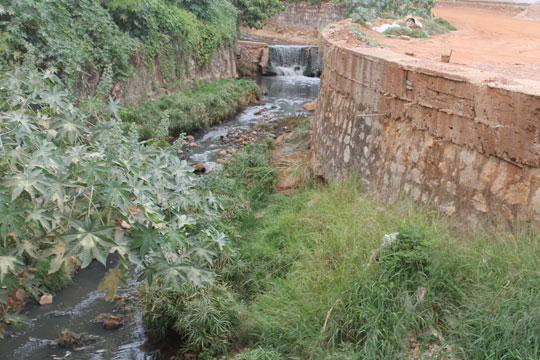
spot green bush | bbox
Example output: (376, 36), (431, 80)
(346, 0), (435, 23)
(103, 0), (237, 66)
(384, 26), (428, 38)
(383, 17), (457, 38)
(233, 0), (284, 29)
(0, 0), (238, 89)
(34, 260), (72, 294)
(0, 0), (135, 83)
(379, 224), (432, 288)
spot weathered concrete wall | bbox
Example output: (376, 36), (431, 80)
(311, 30), (540, 220)
(269, 2), (346, 31)
(120, 46), (237, 105)
(236, 41), (269, 76)
(81, 45), (237, 105)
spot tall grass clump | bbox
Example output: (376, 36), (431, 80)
(141, 283), (241, 357)
(230, 178), (540, 359)
(121, 79), (260, 139)
(200, 139), (276, 221)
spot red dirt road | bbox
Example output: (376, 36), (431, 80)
(379, 6), (540, 81)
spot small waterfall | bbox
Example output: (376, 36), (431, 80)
(265, 45), (322, 77)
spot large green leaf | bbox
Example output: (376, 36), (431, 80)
(78, 160), (109, 183)
(101, 180), (131, 211)
(0, 254), (22, 282)
(25, 206), (54, 231)
(62, 217), (114, 268)
(109, 229), (140, 266)
(0, 202), (25, 239)
(2, 168), (48, 200)
(131, 225), (162, 256)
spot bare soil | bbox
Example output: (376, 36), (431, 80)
(240, 25), (319, 45)
(378, 6), (540, 81)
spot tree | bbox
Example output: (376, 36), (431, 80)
(232, 0), (284, 29)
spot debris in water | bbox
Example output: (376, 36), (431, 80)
(190, 163), (206, 174)
(93, 313), (124, 330)
(58, 329), (82, 348)
(39, 294), (53, 305)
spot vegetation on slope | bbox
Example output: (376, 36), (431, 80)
(0, 67), (231, 335)
(230, 179), (540, 359)
(383, 16), (457, 38)
(0, 0), (277, 334)
(122, 79), (260, 139)
(140, 140), (277, 358)
(281, 0), (436, 23)
(139, 121), (540, 359)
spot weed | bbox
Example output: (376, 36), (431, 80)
(384, 26), (429, 38)
(379, 224), (432, 288)
(33, 260), (72, 295)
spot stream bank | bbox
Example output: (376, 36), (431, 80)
(1, 52), (320, 360)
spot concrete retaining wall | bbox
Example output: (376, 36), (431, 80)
(311, 30), (540, 221)
(269, 2), (346, 31)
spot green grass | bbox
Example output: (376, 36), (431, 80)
(227, 179), (540, 359)
(384, 26), (429, 38)
(384, 17), (457, 38)
(121, 79), (260, 139)
(140, 125), (540, 359)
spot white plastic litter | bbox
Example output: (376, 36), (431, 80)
(382, 232), (399, 246)
(372, 23), (400, 33)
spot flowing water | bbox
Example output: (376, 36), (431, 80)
(264, 45), (322, 77)
(1, 49), (320, 360)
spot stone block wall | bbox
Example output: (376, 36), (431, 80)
(311, 31), (540, 221)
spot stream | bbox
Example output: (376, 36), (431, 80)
(1, 50), (320, 360)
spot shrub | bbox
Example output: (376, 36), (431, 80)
(231, 347), (283, 360)
(379, 224), (432, 288)
(104, 0), (237, 67)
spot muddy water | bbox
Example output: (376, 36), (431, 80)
(0, 74), (319, 360)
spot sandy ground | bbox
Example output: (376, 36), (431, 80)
(243, 4), (540, 81)
(378, 6), (540, 81)
(240, 25), (319, 45)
